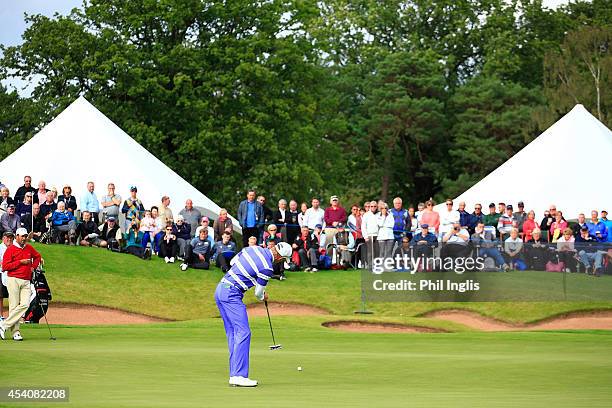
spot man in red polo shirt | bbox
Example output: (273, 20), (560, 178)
(324, 195), (347, 251)
(0, 228), (41, 341)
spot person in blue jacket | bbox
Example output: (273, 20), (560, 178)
(410, 224), (438, 259)
(50, 201), (77, 244)
(236, 190), (264, 247)
(587, 210), (608, 242)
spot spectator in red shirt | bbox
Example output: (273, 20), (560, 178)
(419, 200), (440, 234)
(522, 210), (538, 242)
(550, 211), (569, 242)
(0, 228), (42, 341)
(324, 195), (347, 250)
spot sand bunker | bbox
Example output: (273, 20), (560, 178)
(425, 309), (612, 331)
(247, 302), (330, 317)
(323, 320), (446, 333)
(42, 303), (168, 325)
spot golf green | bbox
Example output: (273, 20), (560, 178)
(2, 245), (612, 407)
(1, 317), (611, 407)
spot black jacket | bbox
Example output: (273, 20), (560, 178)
(294, 233), (319, 251)
(273, 208), (289, 227)
(76, 220), (98, 240)
(0, 196), (15, 209)
(262, 205), (273, 224)
(40, 202), (57, 217)
(58, 195), (78, 213)
(286, 210), (300, 243)
(100, 223), (121, 241)
(14, 186), (36, 204)
(22, 214), (47, 234)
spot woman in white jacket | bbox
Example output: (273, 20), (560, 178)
(361, 201), (379, 268)
(377, 203), (395, 260)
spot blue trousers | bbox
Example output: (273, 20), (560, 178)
(479, 248), (506, 267)
(215, 283), (251, 378)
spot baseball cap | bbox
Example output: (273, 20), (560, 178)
(315, 224), (322, 229)
(108, 216), (116, 222)
(7, 203), (15, 209)
(16, 227), (28, 236)
(518, 201), (524, 207)
(488, 203), (495, 208)
(421, 224), (429, 229)
(581, 225), (589, 231)
(2, 231), (15, 237)
(330, 195), (339, 201)
(130, 186), (137, 192)
(507, 205), (513, 210)
(602, 210), (608, 214)
(176, 214), (185, 222)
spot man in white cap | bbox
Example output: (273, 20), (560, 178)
(215, 242), (292, 387)
(0, 228), (42, 341)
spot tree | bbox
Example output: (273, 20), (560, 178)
(359, 50), (448, 202)
(0, 0), (346, 210)
(441, 75), (543, 198)
(542, 26), (611, 126)
(0, 85), (41, 159)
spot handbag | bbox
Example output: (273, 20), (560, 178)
(546, 261), (565, 272)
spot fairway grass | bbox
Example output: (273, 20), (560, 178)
(1, 318), (611, 408)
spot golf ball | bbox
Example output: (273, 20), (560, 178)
(297, 366), (302, 371)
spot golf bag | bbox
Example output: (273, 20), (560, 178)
(23, 266), (52, 324)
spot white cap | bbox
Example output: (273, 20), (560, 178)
(275, 242), (292, 260)
(176, 214), (185, 221)
(16, 227), (28, 236)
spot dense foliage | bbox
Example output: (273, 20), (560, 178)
(0, 0), (610, 209)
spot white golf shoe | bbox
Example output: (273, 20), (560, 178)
(229, 376), (258, 387)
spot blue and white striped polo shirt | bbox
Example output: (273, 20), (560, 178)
(222, 246), (273, 291)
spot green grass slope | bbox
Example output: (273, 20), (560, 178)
(34, 244), (612, 323)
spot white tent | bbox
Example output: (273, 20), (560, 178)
(0, 96), (241, 232)
(437, 104), (612, 219)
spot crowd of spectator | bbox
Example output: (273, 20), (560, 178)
(0, 177), (234, 273)
(1, 176), (611, 278)
(235, 192), (612, 278)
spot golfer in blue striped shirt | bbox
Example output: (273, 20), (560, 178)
(215, 242), (292, 387)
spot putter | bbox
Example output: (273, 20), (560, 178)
(39, 301), (56, 341)
(264, 300), (281, 350)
